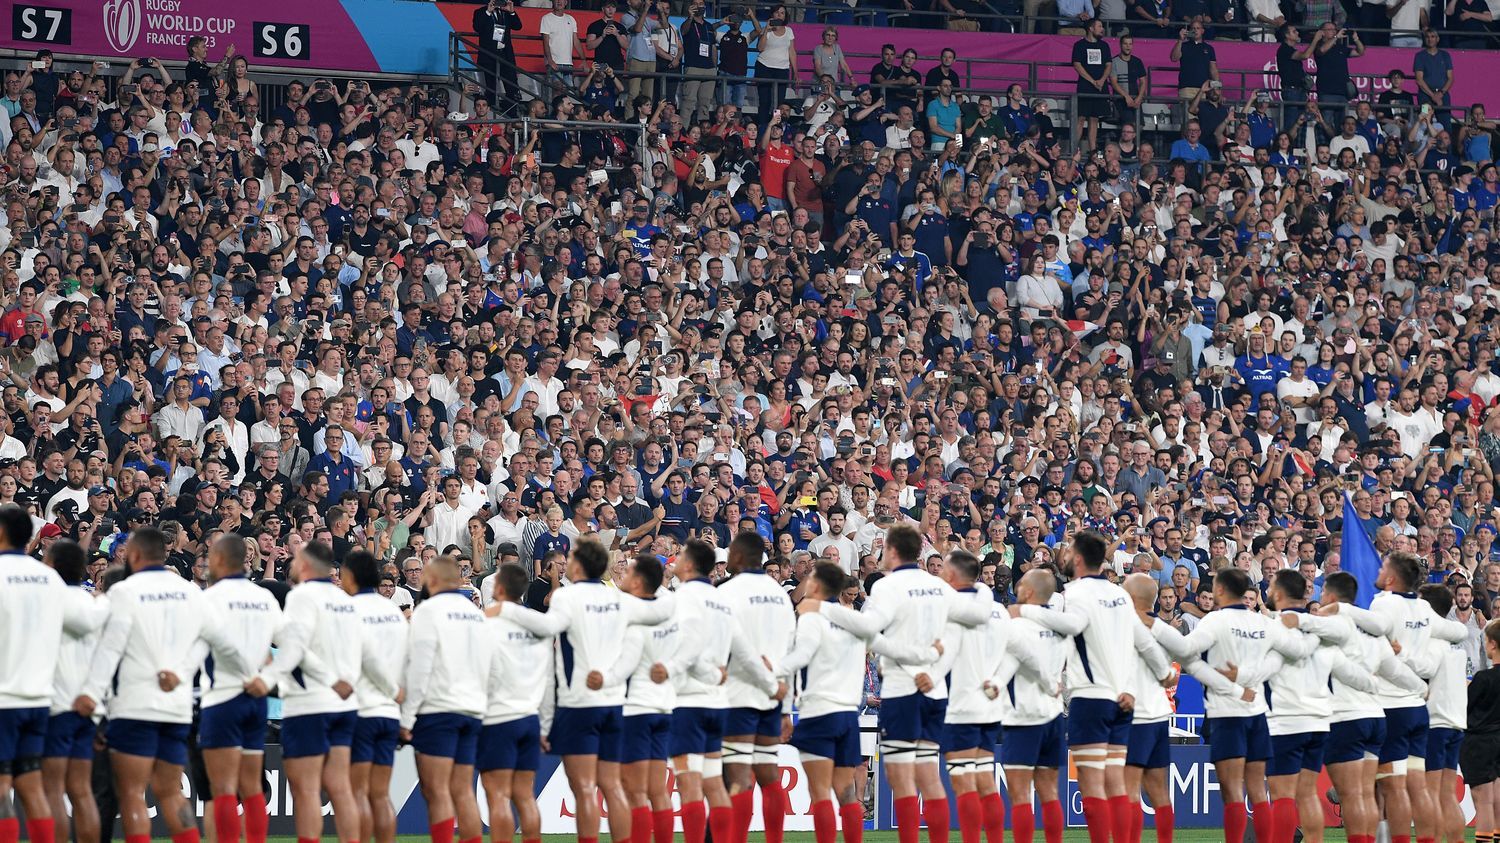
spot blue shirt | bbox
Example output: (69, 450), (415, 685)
(308, 452), (357, 508)
(1235, 353), (1289, 411)
(1170, 139), (1212, 164)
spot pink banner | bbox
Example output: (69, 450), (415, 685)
(792, 24), (1495, 108)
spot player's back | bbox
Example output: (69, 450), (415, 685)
(352, 590), (407, 719)
(552, 580), (633, 708)
(718, 570), (795, 710)
(50, 583), (106, 714)
(785, 613), (866, 719)
(619, 594), (686, 716)
(1186, 607), (1273, 718)
(947, 593), (1009, 725)
(1324, 613), (1387, 722)
(673, 578), (735, 708)
(486, 613), (550, 723)
(92, 568), (209, 723)
(865, 565), (952, 698)
(1058, 575), (1138, 702)
(1263, 611), (1333, 733)
(1425, 634), (1467, 731)
(406, 591), (490, 718)
(0, 551), (73, 709)
(1371, 592), (1437, 708)
(201, 576), (282, 708)
(279, 579), (362, 716)
(1002, 614), (1069, 726)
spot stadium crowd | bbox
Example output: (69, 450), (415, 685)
(3, 8), (1500, 843)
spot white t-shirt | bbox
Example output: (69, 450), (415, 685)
(539, 12), (579, 65)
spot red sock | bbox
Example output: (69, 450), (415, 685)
(956, 793), (983, 843)
(580, 837), (599, 843)
(1394, 836), (1412, 843)
(1109, 796), (1133, 843)
(1041, 800), (1064, 843)
(924, 797), (951, 843)
(709, 805), (736, 843)
(731, 790), (755, 843)
(1081, 798), (1113, 843)
(1154, 805), (1174, 843)
(127, 835), (153, 843)
(980, 793), (1006, 843)
(653, 808), (676, 843)
(0, 818), (16, 843)
(1250, 801), (1273, 843)
(1271, 799), (1298, 843)
(242, 793), (268, 843)
(631, 806), (653, 843)
(762, 782), (788, 843)
(813, 800), (838, 843)
(1012, 803), (1036, 843)
(431, 819), (457, 843)
(1223, 803), (1247, 843)
(895, 796), (923, 843)
(25, 819), (54, 843)
(682, 801), (708, 843)
(170, 828), (201, 843)
(1128, 801), (1144, 843)
(840, 801), (865, 843)
(295, 838), (318, 843)
(1418, 837), (1436, 843)
(461, 837), (484, 843)
(211, 794), (241, 843)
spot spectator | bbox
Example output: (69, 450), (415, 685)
(1072, 19), (1112, 152)
(1313, 23), (1363, 131)
(538, 0), (582, 96)
(1414, 29), (1455, 110)
(1170, 21), (1219, 103)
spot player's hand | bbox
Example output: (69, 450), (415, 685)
(650, 663), (670, 683)
(772, 680), (789, 701)
(398, 728), (413, 746)
(586, 670), (605, 690)
(157, 670), (181, 692)
(931, 640), (944, 656)
(1280, 612), (1300, 629)
(780, 715), (794, 743)
(915, 673), (934, 694)
(1216, 662), (1239, 682)
(72, 695), (97, 717)
(1317, 602), (1341, 616)
(1239, 686), (1256, 702)
(718, 667), (729, 686)
(485, 602), (504, 617)
(1390, 640), (1402, 655)
(1116, 692), (1135, 713)
(243, 677), (270, 698)
(333, 680), (355, 700)
(981, 681), (999, 700)
(1008, 604), (1022, 618)
(540, 736), (551, 752)
(797, 599), (822, 616)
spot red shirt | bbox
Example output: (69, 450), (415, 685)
(759, 142), (794, 200)
(787, 156), (827, 211)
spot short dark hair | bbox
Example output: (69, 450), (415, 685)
(812, 561), (846, 600)
(0, 504), (33, 550)
(46, 539), (88, 585)
(212, 533), (247, 571)
(343, 549), (381, 590)
(128, 527), (169, 566)
(497, 563), (530, 602)
(1324, 571), (1359, 603)
(1419, 583), (1453, 617)
(946, 550), (980, 582)
(300, 540), (335, 573)
(1387, 552), (1422, 592)
(1215, 567), (1252, 600)
(573, 537), (609, 579)
(683, 538), (717, 578)
(885, 524), (922, 565)
(1272, 568), (1306, 602)
(1072, 529), (1108, 573)
(633, 554), (665, 593)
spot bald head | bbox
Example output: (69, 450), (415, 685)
(1017, 568), (1055, 605)
(1124, 573), (1158, 610)
(423, 555), (463, 592)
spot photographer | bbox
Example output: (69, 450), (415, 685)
(473, 0), (523, 112)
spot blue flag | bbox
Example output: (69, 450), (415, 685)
(1341, 493), (1380, 608)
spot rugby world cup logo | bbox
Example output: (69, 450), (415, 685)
(102, 0), (142, 53)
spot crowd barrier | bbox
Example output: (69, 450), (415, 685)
(133, 730), (1478, 837)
